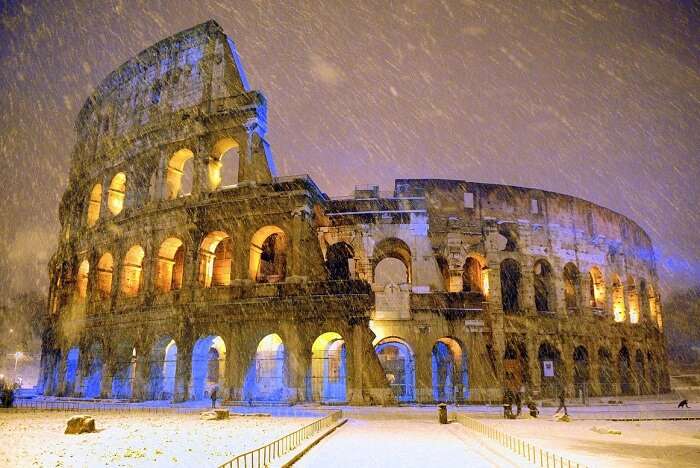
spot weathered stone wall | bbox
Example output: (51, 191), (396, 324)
(39, 21), (668, 405)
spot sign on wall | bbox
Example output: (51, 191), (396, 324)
(543, 360), (555, 377)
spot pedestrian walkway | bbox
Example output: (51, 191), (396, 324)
(292, 408), (520, 468)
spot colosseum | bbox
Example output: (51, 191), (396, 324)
(39, 20), (669, 406)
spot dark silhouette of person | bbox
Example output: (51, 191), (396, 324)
(503, 388), (515, 419)
(514, 388), (523, 416)
(678, 399), (690, 408)
(555, 385), (568, 416)
(210, 387), (218, 409)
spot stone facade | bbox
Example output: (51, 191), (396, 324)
(39, 21), (669, 405)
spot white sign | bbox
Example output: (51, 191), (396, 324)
(543, 360), (555, 377)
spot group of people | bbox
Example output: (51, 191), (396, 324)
(503, 384), (569, 419)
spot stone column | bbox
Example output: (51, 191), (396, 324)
(174, 337), (193, 402)
(414, 346), (433, 404)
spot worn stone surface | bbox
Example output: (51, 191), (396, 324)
(39, 20), (669, 406)
(64, 415), (96, 434)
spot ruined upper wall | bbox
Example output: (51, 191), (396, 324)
(73, 20), (251, 168)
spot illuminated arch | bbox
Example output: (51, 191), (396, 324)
(86, 184), (102, 227)
(96, 253), (113, 299)
(311, 332), (347, 402)
(166, 148), (194, 199)
(373, 237), (412, 284)
(107, 172), (126, 215)
(121, 245), (145, 296)
(462, 256), (484, 294)
(537, 342), (562, 398)
(156, 237), (185, 292)
(244, 333), (289, 401)
(375, 337), (415, 402)
(75, 259), (90, 300)
(249, 226), (287, 283)
(208, 138), (240, 190)
(148, 337), (178, 400)
(191, 335), (226, 400)
(626, 276), (640, 324)
(612, 274), (626, 322)
(198, 231), (232, 287)
(588, 266), (605, 308)
(431, 337), (468, 402)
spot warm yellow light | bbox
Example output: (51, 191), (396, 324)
(86, 184), (102, 226)
(208, 138), (239, 190)
(166, 149), (194, 199)
(121, 245), (145, 296)
(108, 172), (126, 215)
(249, 225), (285, 281)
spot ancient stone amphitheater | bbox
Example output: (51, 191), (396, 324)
(39, 21), (669, 405)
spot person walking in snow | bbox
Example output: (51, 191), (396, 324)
(210, 387), (218, 409)
(554, 385), (568, 416)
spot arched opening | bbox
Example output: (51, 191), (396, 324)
(107, 172), (126, 215)
(250, 226), (287, 283)
(538, 342), (562, 398)
(244, 333), (288, 402)
(209, 138), (240, 190)
(500, 259), (521, 313)
(598, 348), (614, 396)
(634, 349), (645, 395)
(86, 184), (102, 227)
(111, 346), (136, 399)
(191, 335), (226, 400)
(121, 245), (145, 297)
(618, 346), (633, 395)
(166, 149), (194, 199)
(373, 238), (412, 284)
(626, 277), (640, 324)
(462, 257), (484, 294)
(588, 267), (605, 308)
(147, 337), (177, 401)
(82, 342), (103, 398)
(431, 337), (468, 403)
(311, 332), (347, 403)
(563, 263), (580, 311)
(326, 242), (354, 281)
(498, 224), (519, 252)
(375, 337), (415, 402)
(198, 231), (232, 287)
(64, 347), (80, 396)
(504, 340), (528, 393)
(534, 260), (554, 312)
(97, 253), (113, 299)
(573, 346), (589, 400)
(612, 275), (626, 322)
(648, 284), (659, 324)
(75, 259), (89, 301)
(156, 237), (185, 292)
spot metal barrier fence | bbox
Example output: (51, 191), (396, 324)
(454, 413), (588, 468)
(219, 410), (343, 468)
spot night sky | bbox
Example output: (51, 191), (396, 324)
(0, 0), (698, 297)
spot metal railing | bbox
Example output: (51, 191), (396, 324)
(454, 413), (588, 468)
(219, 410), (343, 468)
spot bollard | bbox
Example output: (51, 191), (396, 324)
(438, 403), (448, 424)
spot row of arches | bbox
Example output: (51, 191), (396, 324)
(498, 258), (659, 324)
(85, 138), (241, 227)
(58, 333), (471, 404)
(72, 227), (289, 301)
(504, 341), (663, 398)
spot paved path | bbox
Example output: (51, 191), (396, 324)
(293, 409), (520, 468)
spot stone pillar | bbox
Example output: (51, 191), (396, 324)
(174, 338), (193, 402)
(231, 232), (249, 282)
(288, 207), (311, 281)
(100, 357), (115, 399)
(132, 339), (151, 401)
(286, 340), (312, 403)
(414, 345), (433, 404)
(526, 338), (541, 397)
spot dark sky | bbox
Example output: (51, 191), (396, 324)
(0, 0), (698, 297)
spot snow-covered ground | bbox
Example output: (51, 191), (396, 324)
(470, 410), (700, 467)
(0, 409), (315, 467)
